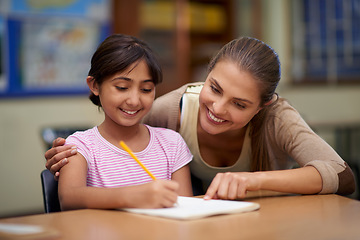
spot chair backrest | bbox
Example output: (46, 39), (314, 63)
(40, 169), (61, 213)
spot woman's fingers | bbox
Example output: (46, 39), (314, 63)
(44, 138), (77, 175)
(216, 173), (232, 199)
(204, 173), (223, 200)
(45, 147), (76, 173)
(204, 172), (250, 200)
(228, 177), (239, 200)
(44, 138), (67, 159)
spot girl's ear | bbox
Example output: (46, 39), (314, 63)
(87, 76), (99, 96)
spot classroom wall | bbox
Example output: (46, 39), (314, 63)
(1, 0), (360, 217)
(0, 97), (103, 217)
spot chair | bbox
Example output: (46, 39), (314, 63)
(40, 169), (61, 213)
(40, 126), (89, 212)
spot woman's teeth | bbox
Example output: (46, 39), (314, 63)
(208, 110), (225, 123)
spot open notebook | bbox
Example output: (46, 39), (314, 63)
(122, 196), (260, 220)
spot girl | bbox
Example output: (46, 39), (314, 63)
(48, 37), (354, 200)
(58, 34), (192, 211)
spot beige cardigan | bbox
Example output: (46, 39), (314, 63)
(143, 82), (355, 195)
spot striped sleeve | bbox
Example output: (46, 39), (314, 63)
(172, 132), (193, 173)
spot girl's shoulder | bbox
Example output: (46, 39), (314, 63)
(65, 127), (98, 147)
(66, 127), (96, 140)
(146, 125), (191, 155)
(146, 125), (182, 141)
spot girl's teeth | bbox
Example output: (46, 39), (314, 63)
(208, 111), (225, 123)
(123, 109), (137, 115)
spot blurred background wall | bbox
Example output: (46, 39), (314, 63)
(0, 0), (359, 217)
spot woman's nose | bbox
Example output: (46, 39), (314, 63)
(212, 99), (227, 115)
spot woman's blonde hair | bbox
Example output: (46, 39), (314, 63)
(208, 36), (281, 171)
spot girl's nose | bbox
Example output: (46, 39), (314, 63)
(125, 90), (140, 107)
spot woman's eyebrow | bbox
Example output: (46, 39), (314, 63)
(211, 78), (254, 105)
(233, 97), (254, 105)
(210, 78), (223, 91)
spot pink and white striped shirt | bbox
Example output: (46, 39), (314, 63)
(66, 125), (192, 188)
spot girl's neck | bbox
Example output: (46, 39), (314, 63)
(98, 120), (150, 152)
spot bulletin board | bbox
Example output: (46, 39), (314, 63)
(0, 0), (111, 97)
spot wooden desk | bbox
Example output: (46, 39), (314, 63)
(0, 194), (359, 240)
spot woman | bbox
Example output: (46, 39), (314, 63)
(45, 36), (355, 199)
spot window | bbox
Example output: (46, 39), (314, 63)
(292, 0), (360, 84)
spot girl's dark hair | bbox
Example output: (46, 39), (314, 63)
(88, 34), (163, 107)
(208, 36), (281, 171)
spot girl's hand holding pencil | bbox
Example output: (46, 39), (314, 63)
(120, 141), (179, 208)
(124, 180), (179, 208)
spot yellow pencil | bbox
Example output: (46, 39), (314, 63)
(119, 141), (157, 180)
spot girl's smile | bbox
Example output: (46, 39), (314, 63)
(120, 108), (141, 116)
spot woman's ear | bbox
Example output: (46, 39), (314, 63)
(87, 76), (99, 96)
(264, 93), (279, 106)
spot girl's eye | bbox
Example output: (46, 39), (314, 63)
(210, 85), (220, 94)
(141, 88), (153, 93)
(115, 86), (127, 91)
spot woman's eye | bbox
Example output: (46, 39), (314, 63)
(210, 85), (220, 94)
(234, 102), (245, 109)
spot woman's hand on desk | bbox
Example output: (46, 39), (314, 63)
(204, 167), (323, 200)
(44, 137), (76, 180)
(204, 172), (261, 200)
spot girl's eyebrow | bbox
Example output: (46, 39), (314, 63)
(111, 77), (153, 83)
(112, 77), (131, 82)
(211, 78), (254, 105)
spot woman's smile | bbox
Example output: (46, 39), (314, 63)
(207, 107), (227, 124)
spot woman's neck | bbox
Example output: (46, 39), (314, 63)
(197, 120), (248, 143)
(197, 120), (248, 167)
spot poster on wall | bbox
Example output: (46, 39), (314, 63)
(21, 18), (100, 91)
(9, 0), (110, 19)
(1, 0), (110, 97)
(0, 16), (5, 93)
